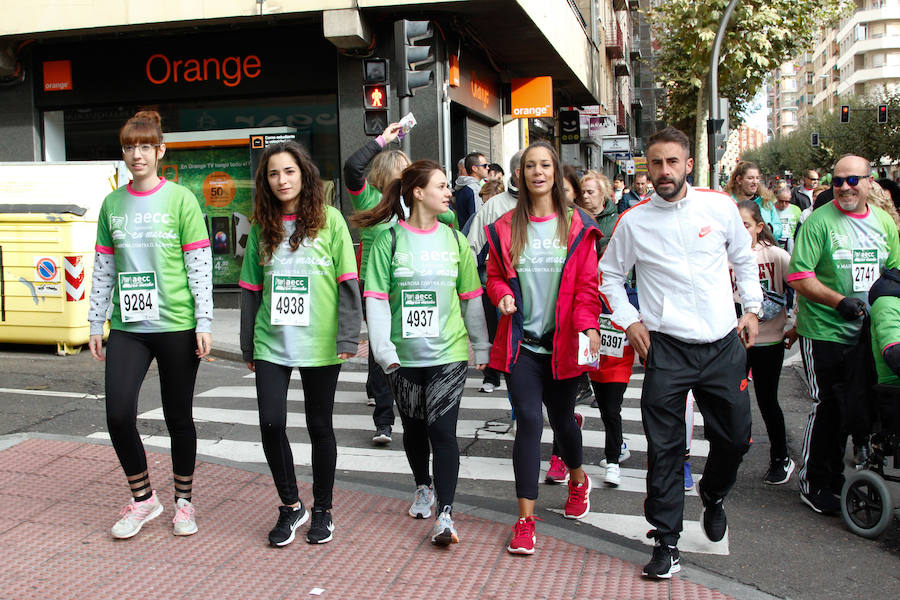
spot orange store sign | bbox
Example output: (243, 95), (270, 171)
(511, 76), (553, 118)
(145, 53), (261, 88)
(43, 60), (73, 92)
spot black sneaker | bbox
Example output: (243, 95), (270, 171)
(701, 497), (727, 542)
(800, 489), (840, 515)
(764, 457), (795, 485)
(373, 425), (392, 445)
(306, 508), (334, 544)
(642, 542), (681, 579)
(269, 503), (308, 547)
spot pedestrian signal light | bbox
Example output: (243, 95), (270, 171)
(811, 132), (820, 147)
(364, 84), (388, 109)
(840, 105), (850, 123)
(878, 104), (888, 124)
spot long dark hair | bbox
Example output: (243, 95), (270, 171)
(510, 142), (570, 267)
(738, 200), (777, 247)
(350, 159), (443, 228)
(252, 141), (326, 264)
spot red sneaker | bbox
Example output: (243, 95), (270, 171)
(574, 412), (584, 430)
(507, 516), (538, 555)
(564, 474), (592, 519)
(545, 454), (568, 484)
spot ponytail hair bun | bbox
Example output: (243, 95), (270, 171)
(120, 109), (164, 146)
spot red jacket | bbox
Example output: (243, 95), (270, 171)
(485, 207), (602, 379)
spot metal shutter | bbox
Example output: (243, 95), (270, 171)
(466, 116), (492, 156)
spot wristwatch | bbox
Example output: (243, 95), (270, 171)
(749, 306), (765, 319)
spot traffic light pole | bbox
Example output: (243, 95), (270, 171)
(708, 0), (739, 190)
(400, 96), (411, 156)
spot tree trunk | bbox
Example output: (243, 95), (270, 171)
(694, 81), (709, 188)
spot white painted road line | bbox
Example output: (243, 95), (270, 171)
(0, 387), (104, 400)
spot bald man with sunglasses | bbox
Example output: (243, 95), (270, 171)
(788, 154), (900, 516)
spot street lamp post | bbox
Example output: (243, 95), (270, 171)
(708, 0), (740, 190)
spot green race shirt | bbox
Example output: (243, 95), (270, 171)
(239, 206), (357, 366)
(95, 179), (209, 333)
(518, 214), (566, 354)
(776, 204), (802, 241)
(349, 180), (458, 277)
(364, 220), (481, 367)
(788, 201), (900, 343)
(870, 295), (900, 385)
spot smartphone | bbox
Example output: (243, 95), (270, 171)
(211, 216), (230, 255)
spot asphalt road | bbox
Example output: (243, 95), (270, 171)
(0, 343), (897, 599)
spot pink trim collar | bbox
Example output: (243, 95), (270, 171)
(127, 178), (167, 197)
(399, 220), (438, 234)
(832, 199), (869, 219)
(282, 214), (297, 221)
(529, 213), (557, 223)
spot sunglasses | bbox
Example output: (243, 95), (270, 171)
(474, 163), (488, 168)
(832, 175), (870, 187)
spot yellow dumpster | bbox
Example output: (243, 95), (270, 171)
(0, 162), (127, 354)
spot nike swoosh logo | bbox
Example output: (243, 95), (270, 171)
(699, 226), (712, 238)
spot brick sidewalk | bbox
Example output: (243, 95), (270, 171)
(0, 437), (738, 600)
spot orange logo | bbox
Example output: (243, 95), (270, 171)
(511, 76), (553, 118)
(43, 60), (73, 92)
(146, 53), (261, 88)
(740, 378), (748, 391)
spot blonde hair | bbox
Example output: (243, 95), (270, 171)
(578, 170), (610, 210)
(368, 150), (410, 192)
(869, 180), (900, 232)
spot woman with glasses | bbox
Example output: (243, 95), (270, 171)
(88, 110), (212, 539)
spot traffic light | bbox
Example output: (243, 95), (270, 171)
(811, 132), (820, 147)
(707, 98), (730, 165)
(840, 105), (850, 123)
(394, 19), (434, 98)
(878, 104), (888, 124)
(363, 58), (389, 136)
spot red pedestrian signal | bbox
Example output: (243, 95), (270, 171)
(364, 84), (388, 109)
(878, 104), (888, 124)
(840, 105), (850, 123)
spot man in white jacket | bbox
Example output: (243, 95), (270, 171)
(598, 127), (763, 580)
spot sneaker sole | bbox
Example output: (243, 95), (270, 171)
(366, 400), (376, 406)
(307, 525), (334, 544)
(799, 492), (839, 515)
(506, 543), (535, 555)
(432, 529), (459, 546)
(270, 509), (309, 547)
(372, 435), (392, 445)
(112, 503), (163, 539)
(173, 522), (198, 536)
(409, 509), (432, 519)
(764, 461), (795, 486)
(604, 477), (620, 487)
(642, 563), (681, 579)
(544, 475), (568, 485)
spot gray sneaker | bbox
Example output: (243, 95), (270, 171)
(111, 491), (163, 539)
(408, 484), (434, 519)
(431, 505), (459, 545)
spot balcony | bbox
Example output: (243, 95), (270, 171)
(613, 0), (628, 10)
(615, 60), (631, 77)
(606, 23), (624, 59)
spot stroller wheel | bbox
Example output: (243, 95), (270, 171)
(841, 469), (894, 539)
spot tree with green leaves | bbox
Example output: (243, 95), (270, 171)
(645, 0), (851, 186)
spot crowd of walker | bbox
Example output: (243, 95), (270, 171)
(87, 110), (900, 580)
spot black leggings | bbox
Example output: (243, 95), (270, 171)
(386, 362), (467, 510)
(506, 348), (581, 500)
(105, 329), (200, 478)
(255, 361), (340, 509)
(591, 381), (628, 464)
(746, 343), (788, 461)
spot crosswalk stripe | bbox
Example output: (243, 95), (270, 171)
(86, 431), (701, 497)
(197, 385), (703, 426)
(138, 406), (710, 457)
(241, 370), (645, 384)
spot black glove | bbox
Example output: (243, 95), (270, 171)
(836, 297), (867, 321)
(885, 344), (900, 378)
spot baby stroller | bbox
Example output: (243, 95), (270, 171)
(840, 384), (900, 538)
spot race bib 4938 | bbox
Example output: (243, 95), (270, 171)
(271, 275), (310, 326)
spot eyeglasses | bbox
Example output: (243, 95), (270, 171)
(832, 175), (870, 187)
(122, 144), (160, 155)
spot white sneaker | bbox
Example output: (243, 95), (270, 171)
(409, 484), (435, 519)
(173, 498), (198, 536)
(479, 382), (497, 393)
(111, 491), (163, 539)
(366, 397), (376, 407)
(431, 505), (459, 545)
(605, 463), (621, 487)
(599, 443), (631, 467)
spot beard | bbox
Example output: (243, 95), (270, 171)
(836, 193), (863, 212)
(652, 172), (687, 200)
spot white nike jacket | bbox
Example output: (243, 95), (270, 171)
(599, 185), (763, 344)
